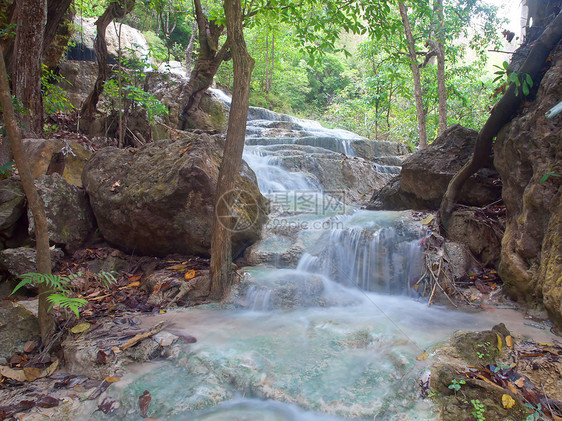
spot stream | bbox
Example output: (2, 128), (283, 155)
(82, 93), (540, 420)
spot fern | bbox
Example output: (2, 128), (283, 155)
(11, 271), (119, 319)
(46, 294), (88, 318)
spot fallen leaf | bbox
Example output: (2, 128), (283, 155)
(71, 322), (91, 334)
(139, 390), (151, 418)
(506, 381), (518, 394)
(421, 214), (435, 225)
(514, 377), (525, 388)
(110, 181), (121, 192)
(23, 367), (43, 382)
(502, 394), (515, 408)
(416, 351), (429, 361)
(124, 281), (140, 288)
(23, 341), (36, 353)
(96, 350), (107, 365)
(0, 366), (26, 382)
(127, 274), (142, 283)
(184, 270), (196, 280)
(112, 347), (121, 354)
(104, 376), (120, 383)
(497, 334), (502, 352)
(166, 264), (187, 271)
(37, 395), (59, 408)
(506, 335), (513, 349)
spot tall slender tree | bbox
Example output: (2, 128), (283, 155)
(209, 0), (254, 298)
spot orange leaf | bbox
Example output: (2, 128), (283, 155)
(127, 274), (142, 283)
(126, 281), (140, 288)
(184, 270), (196, 280)
(105, 376), (120, 383)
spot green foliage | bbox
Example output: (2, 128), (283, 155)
(41, 64), (75, 115)
(448, 378), (465, 392)
(104, 79), (168, 122)
(471, 399), (486, 421)
(11, 271), (117, 318)
(540, 169), (560, 184)
(493, 61), (534, 97)
(524, 403), (548, 421)
(0, 161), (14, 178)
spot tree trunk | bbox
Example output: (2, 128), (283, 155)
(80, 0), (135, 118)
(178, 0), (228, 130)
(0, 45), (54, 342)
(13, 0), (47, 136)
(435, 0), (447, 134)
(399, 2), (427, 148)
(209, 0), (254, 299)
(42, 0), (72, 61)
(439, 11), (562, 229)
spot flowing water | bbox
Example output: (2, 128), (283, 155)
(84, 92), (517, 420)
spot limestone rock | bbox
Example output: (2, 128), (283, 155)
(368, 124), (502, 210)
(24, 138), (93, 187)
(0, 301), (40, 359)
(82, 135), (267, 257)
(0, 247), (64, 276)
(446, 209), (504, 268)
(28, 174), (94, 253)
(57, 60), (98, 109)
(494, 42), (562, 326)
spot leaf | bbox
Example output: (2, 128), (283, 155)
(421, 214), (435, 225)
(525, 73), (533, 87)
(184, 270), (196, 280)
(416, 351), (429, 361)
(105, 376), (120, 383)
(166, 264), (187, 271)
(497, 334), (502, 352)
(125, 281), (140, 288)
(71, 322), (91, 334)
(0, 365), (26, 381)
(514, 377), (525, 388)
(506, 335), (513, 349)
(23, 367), (43, 382)
(139, 390), (151, 418)
(502, 394), (515, 408)
(522, 83), (529, 96)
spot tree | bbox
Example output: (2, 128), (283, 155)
(12, 0), (48, 136)
(399, 2), (427, 147)
(0, 45), (54, 342)
(439, 11), (562, 229)
(81, 0), (136, 118)
(209, 0), (254, 298)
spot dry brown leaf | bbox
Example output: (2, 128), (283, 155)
(23, 367), (43, 382)
(474, 373), (504, 391)
(128, 274), (142, 283)
(422, 214), (435, 225)
(506, 381), (518, 394)
(105, 376), (120, 383)
(514, 377), (525, 388)
(506, 335), (513, 349)
(166, 264), (187, 271)
(0, 366), (26, 382)
(416, 351), (429, 361)
(184, 270), (196, 280)
(121, 281), (140, 289)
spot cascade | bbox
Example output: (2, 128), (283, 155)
(89, 90), (504, 421)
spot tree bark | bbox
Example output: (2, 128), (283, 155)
(178, 0), (229, 130)
(209, 0), (254, 299)
(399, 2), (427, 148)
(435, 0), (447, 134)
(42, 0), (72, 61)
(13, 0), (47, 136)
(80, 0), (135, 118)
(0, 45), (54, 342)
(185, 21), (197, 75)
(439, 11), (562, 229)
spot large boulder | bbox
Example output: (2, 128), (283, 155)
(24, 138), (93, 187)
(368, 125), (502, 210)
(494, 42), (562, 326)
(82, 135), (267, 257)
(29, 174), (95, 253)
(57, 60), (98, 109)
(0, 301), (40, 360)
(0, 247), (64, 276)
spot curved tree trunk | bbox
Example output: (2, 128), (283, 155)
(399, 2), (427, 148)
(209, 0), (254, 299)
(439, 11), (562, 230)
(80, 0), (135, 118)
(13, 0), (48, 136)
(0, 46), (54, 342)
(178, 0), (228, 130)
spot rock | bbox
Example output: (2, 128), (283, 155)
(69, 16), (149, 63)
(0, 301), (40, 359)
(0, 177), (25, 237)
(350, 139), (410, 161)
(368, 124), (502, 210)
(493, 42), (562, 326)
(24, 138), (93, 187)
(82, 135), (267, 257)
(57, 60), (98, 109)
(446, 209), (504, 268)
(157, 61), (187, 78)
(28, 174), (94, 253)
(443, 241), (480, 281)
(0, 247), (64, 276)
